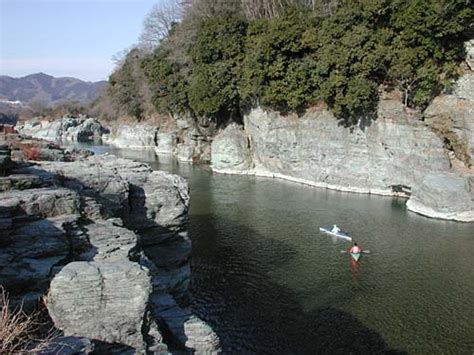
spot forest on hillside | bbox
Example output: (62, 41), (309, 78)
(95, 0), (474, 126)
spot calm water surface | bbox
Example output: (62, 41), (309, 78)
(89, 146), (474, 354)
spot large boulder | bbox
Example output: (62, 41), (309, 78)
(47, 261), (152, 350)
(0, 188), (81, 298)
(211, 123), (253, 172)
(406, 174), (474, 222)
(0, 207), (77, 301)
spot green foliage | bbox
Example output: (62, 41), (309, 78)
(388, 0), (474, 108)
(108, 49), (145, 120)
(188, 15), (247, 120)
(142, 47), (190, 115)
(241, 7), (317, 113)
(113, 0), (473, 126)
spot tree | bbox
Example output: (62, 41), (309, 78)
(139, 0), (183, 51)
(108, 48), (148, 120)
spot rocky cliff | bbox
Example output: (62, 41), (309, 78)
(104, 116), (215, 163)
(0, 131), (220, 353)
(211, 42), (474, 222)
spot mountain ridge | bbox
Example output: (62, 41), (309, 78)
(0, 72), (107, 107)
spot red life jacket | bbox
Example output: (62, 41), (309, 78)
(350, 245), (361, 254)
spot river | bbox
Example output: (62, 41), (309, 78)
(89, 146), (474, 354)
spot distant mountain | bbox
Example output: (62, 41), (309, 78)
(0, 73), (107, 107)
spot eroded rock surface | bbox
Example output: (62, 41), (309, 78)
(406, 174), (474, 222)
(48, 261), (152, 350)
(18, 116), (106, 142)
(424, 72), (474, 165)
(104, 124), (159, 148)
(212, 123), (253, 172)
(1, 131), (221, 353)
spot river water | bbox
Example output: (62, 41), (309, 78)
(90, 146), (474, 354)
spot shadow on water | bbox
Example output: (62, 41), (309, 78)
(190, 214), (405, 354)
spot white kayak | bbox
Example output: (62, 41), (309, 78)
(319, 227), (352, 241)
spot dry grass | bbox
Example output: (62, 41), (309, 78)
(0, 286), (56, 353)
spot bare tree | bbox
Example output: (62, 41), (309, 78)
(111, 46), (136, 68)
(139, 0), (183, 51)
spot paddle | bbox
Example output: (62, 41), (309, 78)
(340, 250), (371, 254)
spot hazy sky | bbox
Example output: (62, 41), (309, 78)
(0, 0), (163, 81)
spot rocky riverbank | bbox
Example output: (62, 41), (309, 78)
(210, 44), (474, 223)
(0, 129), (220, 353)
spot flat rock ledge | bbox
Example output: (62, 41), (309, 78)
(0, 131), (221, 353)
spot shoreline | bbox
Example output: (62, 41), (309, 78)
(212, 166), (409, 197)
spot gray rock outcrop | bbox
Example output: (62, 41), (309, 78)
(211, 84), (473, 221)
(406, 174), (474, 222)
(104, 124), (159, 148)
(212, 123), (253, 171)
(424, 72), (474, 164)
(155, 132), (177, 154)
(104, 115), (214, 163)
(48, 261), (152, 350)
(466, 39), (474, 71)
(213, 100), (449, 196)
(1, 130), (221, 353)
(18, 116), (106, 142)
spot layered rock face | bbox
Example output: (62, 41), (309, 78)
(18, 115), (106, 142)
(213, 100), (450, 196)
(0, 132), (221, 352)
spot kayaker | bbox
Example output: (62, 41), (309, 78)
(331, 224), (340, 233)
(349, 242), (362, 254)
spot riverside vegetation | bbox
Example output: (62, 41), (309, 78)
(99, 0), (473, 127)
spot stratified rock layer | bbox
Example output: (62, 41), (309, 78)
(213, 100), (449, 196)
